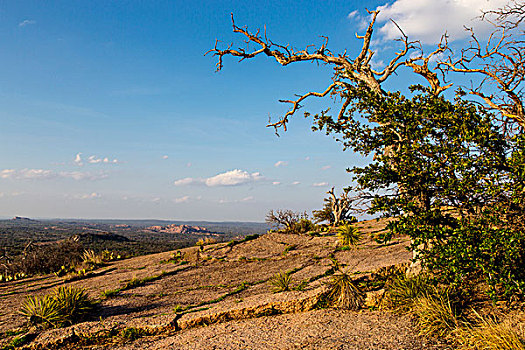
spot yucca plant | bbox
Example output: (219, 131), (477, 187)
(337, 223), (361, 248)
(325, 270), (364, 310)
(19, 286), (95, 328)
(268, 271), (292, 292)
(19, 295), (63, 328)
(53, 286), (95, 325)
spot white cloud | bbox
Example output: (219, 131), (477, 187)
(292, 181), (301, 185)
(218, 196), (255, 204)
(162, 155), (169, 159)
(19, 19), (36, 27)
(272, 181), (281, 185)
(375, 0), (508, 44)
(174, 169), (264, 187)
(174, 195), (190, 203)
(321, 165), (332, 170)
(304, 156), (310, 161)
(74, 153), (83, 166)
(173, 177), (196, 186)
(87, 155), (119, 164)
(274, 160), (289, 167)
(74, 153), (119, 165)
(205, 169), (262, 187)
(0, 168), (108, 181)
(313, 182), (329, 187)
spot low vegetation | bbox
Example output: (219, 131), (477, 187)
(19, 286), (96, 329)
(268, 271), (292, 292)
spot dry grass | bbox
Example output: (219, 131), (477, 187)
(336, 223), (361, 248)
(413, 290), (459, 338)
(455, 311), (525, 350)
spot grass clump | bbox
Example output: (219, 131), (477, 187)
(19, 286), (95, 328)
(268, 271), (292, 292)
(413, 289), (459, 338)
(337, 223), (361, 248)
(387, 273), (434, 311)
(455, 312), (525, 350)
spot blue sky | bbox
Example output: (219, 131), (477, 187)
(0, 0), (506, 221)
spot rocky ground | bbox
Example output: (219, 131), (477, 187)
(0, 219), (451, 349)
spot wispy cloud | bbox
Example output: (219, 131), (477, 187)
(162, 155), (169, 159)
(312, 182), (329, 187)
(174, 169), (263, 187)
(218, 196), (255, 204)
(274, 161), (289, 167)
(321, 165), (331, 170)
(174, 195), (190, 203)
(0, 168), (108, 181)
(19, 19), (36, 27)
(75, 192), (101, 200)
(292, 181), (301, 185)
(272, 181), (281, 185)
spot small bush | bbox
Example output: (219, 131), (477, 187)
(268, 271), (292, 292)
(19, 286), (95, 328)
(337, 223), (361, 248)
(413, 290), (459, 338)
(325, 271), (364, 310)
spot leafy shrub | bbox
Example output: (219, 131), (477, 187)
(19, 286), (95, 328)
(268, 271), (292, 292)
(325, 271), (364, 310)
(336, 223), (361, 248)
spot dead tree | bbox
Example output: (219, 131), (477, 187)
(438, 0), (525, 132)
(206, 11), (451, 135)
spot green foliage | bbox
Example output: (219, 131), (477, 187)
(315, 85), (525, 301)
(268, 271), (292, 292)
(119, 327), (149, 341)
(336, 223), (361, 248)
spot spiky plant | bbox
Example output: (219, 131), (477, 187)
(52, 286), (95, 325)
(268, 271), (292, 292)
(336, 223), (361, 248)
(325, 271), (364, 310)
(19, 295), (62, 328)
